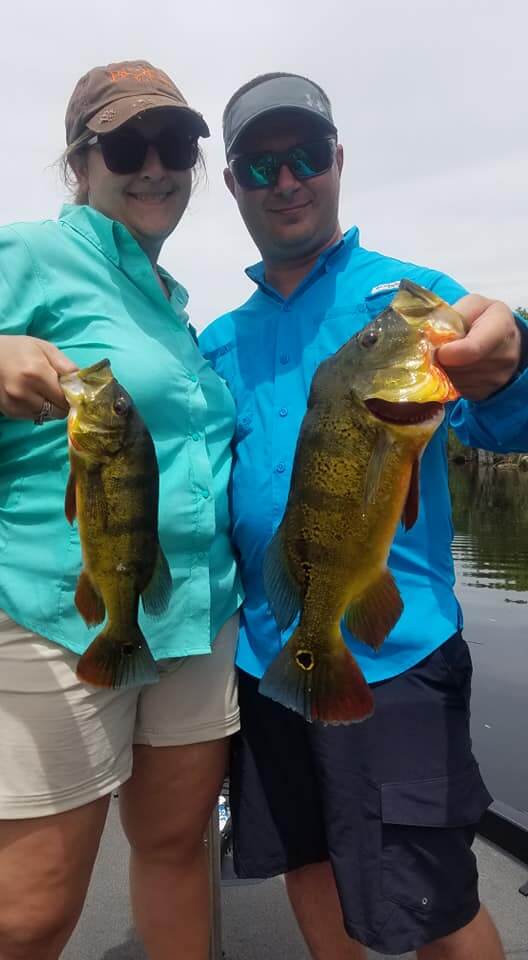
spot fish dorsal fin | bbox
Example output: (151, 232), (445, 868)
(402, 457), (420, 531)
(392, 279), (445, 317)
(263, 529), (302, 631)
(142, 546), (173, 618)
(364, 430), (394, 506)
(343, 568), (403, 651)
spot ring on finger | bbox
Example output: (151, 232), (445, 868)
(33, 398), (54, 426)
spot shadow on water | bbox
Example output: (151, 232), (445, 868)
(449, 462), (528, 819)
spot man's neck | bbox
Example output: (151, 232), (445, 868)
(263, 226), (343, 299)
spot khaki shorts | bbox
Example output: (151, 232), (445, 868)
(0, 609), (239, 819)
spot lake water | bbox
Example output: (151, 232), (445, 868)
(450, 463), (528, 825)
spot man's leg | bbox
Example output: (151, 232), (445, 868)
(417, 906), (504, 960)
(285, 862), (366, 960)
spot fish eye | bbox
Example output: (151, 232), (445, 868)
(113, 396), (129, 416)
(360, 329), (379, 349)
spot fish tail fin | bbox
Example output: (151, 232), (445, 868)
(259, 628), (374, 725)
(76, 623), (158, 690)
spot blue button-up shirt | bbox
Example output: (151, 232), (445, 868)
(200, 228), (528, 682)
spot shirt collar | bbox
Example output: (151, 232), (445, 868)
(58, 204), (189, 319)
(245, 226), (360, 298)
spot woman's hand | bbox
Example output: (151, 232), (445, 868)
(0, 336), (78, 421)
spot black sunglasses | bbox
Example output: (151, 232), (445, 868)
(87, 125), (199, 175)
(229, 137), (337, 190)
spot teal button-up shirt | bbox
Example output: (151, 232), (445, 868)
(0, 204), (243, 658)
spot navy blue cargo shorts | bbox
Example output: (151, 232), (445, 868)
(229, 632), (492, 956)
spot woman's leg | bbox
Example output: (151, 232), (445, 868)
(119, 738), (228, 960)
(0, 795), (109, 960)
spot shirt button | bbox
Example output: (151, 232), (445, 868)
(275, 463), (286, 474)
(191, 432), (200, 441)
(197, 486), (210, 498)
(189, 373), (198, 383)
(279, 407), (288, 418)
(279, 353), (290, 365)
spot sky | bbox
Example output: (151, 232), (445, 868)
(3, 0), (527, 330)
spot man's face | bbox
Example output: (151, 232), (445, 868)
(224, 114), (343, 263)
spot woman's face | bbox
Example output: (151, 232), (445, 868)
(75, 109), (194, 261)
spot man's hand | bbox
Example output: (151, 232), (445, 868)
(436, 295), (521, 401)
(0, 335), (77, 420)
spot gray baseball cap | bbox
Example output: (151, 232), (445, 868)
(223, 74), (337, 158)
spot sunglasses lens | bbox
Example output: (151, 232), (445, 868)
(157, 131), (199, 171)
(99, 128), (147, 174)
(289, 139), (335, 178)
(231, 139), (336, 190)
(231, 153), (276, 189)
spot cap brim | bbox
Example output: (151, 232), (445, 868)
(227, 105), (337, 157)
(87, 95), (210, 138)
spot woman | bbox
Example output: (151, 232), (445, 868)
(0, 60), (243, 960)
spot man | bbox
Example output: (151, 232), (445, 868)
(200, 73), (528, 959)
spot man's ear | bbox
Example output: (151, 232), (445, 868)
(336, 144), (344, 177)
(224, 167), (236, 198)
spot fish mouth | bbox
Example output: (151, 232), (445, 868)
(365, 398), (444, 425)
(60, 359), (112, 405)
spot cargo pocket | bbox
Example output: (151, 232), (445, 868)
(381, 765), (492, 914)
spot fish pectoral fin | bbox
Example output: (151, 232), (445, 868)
(401, 456), (420, 531)
(76, 624), (158, 689)
(259, 629), (374, 725)
(364, 429), (394, 506)
(263, 529), (302, 631)
(75, 570), (106, 626)
(141, 546), (172, 618)
(344, 569), (403, 650)
(65, 470), (77, 524)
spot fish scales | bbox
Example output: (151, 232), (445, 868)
(260, 280), (465, 726)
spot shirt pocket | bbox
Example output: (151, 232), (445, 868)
(380, 764), (492, 914)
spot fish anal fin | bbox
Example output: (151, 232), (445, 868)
(259, 629), (374, 725)
(142, 546), (172, 618)
(364, 430), (394, 506)
(75, 570), (106, 626)
(76, 624), (158, 689)
(402, 457), (420, 531)
(263, 529), (301, 631)
(65, 470), (77, 524)
(344, 569), (403, 650)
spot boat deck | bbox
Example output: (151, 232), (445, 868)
(63, 798), (528, 959)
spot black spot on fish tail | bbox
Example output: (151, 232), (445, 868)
(76, 624), (158, 689)
(259, 628), (374, 725)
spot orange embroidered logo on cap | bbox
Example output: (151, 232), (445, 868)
(108, 66), (172, 87)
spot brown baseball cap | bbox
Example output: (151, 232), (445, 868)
(65, 60), (210, 146)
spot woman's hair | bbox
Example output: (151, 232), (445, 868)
(59, 127), (207, 206)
